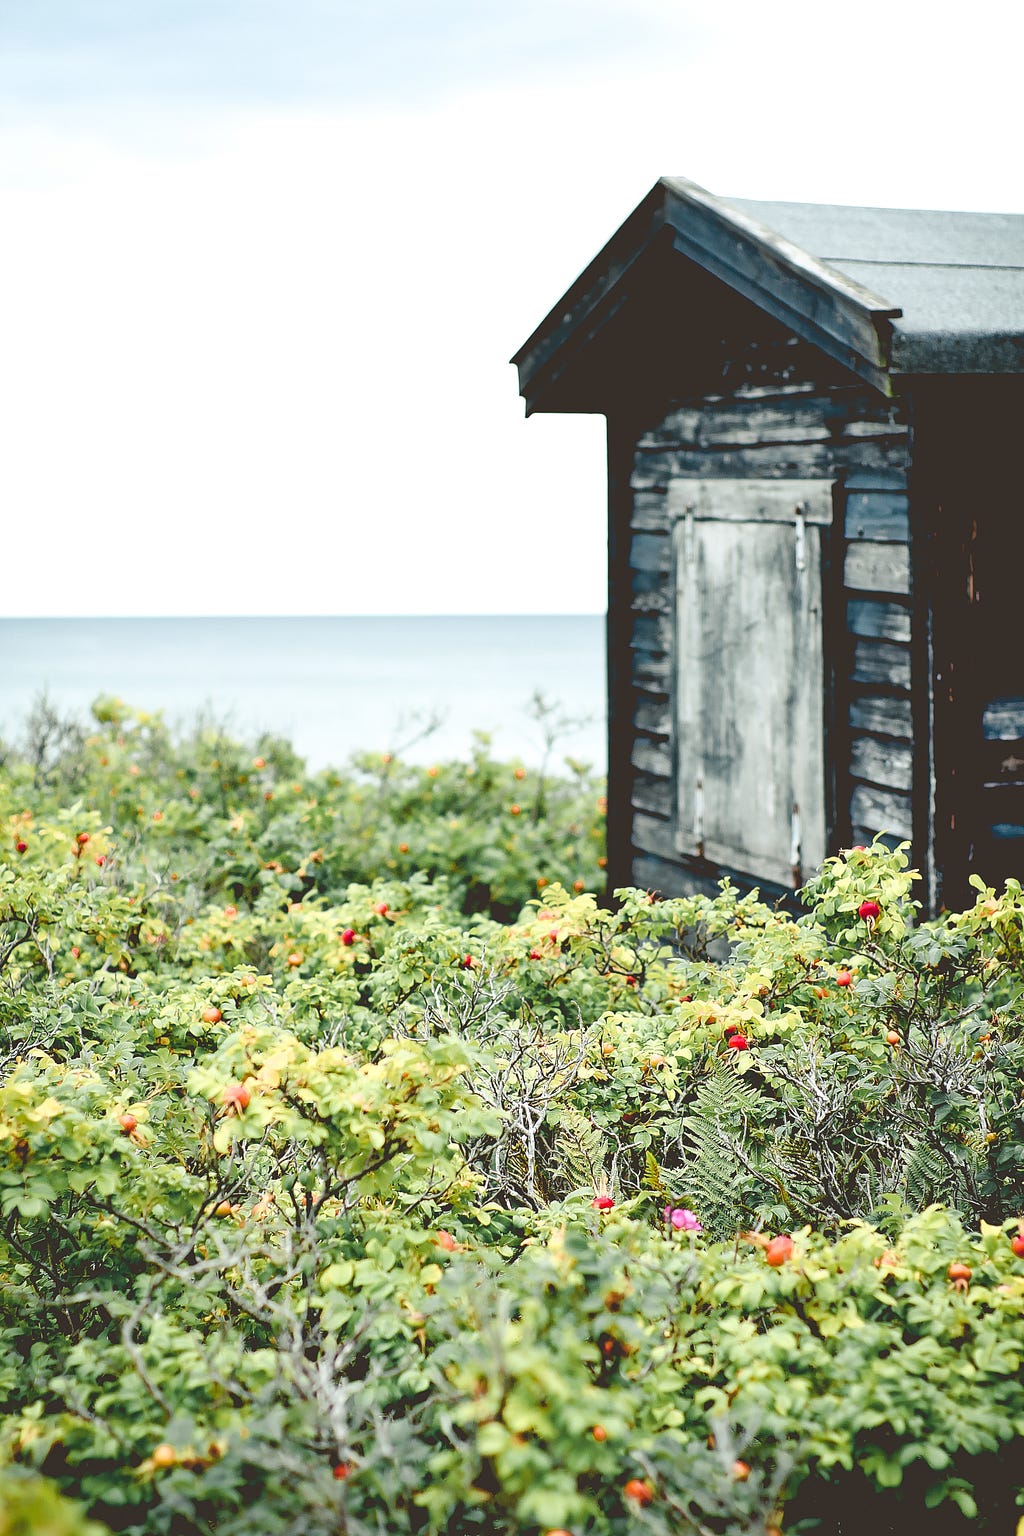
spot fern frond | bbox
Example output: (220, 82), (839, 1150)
(673, 1068), (771, 1239)
(642, 1151), (671, 1202)
(902, 1138), (970, 1214)
(547, 1107), (608, 1197)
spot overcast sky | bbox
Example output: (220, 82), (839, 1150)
(2, 0), (1021, 617)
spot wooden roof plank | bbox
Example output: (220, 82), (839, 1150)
(660, 178), (899, 391)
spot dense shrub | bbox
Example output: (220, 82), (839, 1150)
(1, 699), (1024, 1533)
(3, 694), (606, 924)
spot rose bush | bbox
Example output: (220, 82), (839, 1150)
(1, 700), (1024, 1532)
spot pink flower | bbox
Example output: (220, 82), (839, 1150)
(663, 1206), (702, 1233)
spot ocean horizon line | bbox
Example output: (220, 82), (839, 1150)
(2, 611), (607, 623)
(0, 613), (607, 771)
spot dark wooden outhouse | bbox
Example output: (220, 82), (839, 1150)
(513, 177), (1024, 913)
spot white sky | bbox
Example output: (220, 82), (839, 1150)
(1, 0), (1021, 617)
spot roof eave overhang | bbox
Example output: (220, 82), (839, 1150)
(511, 181), (670, 416)
(512, 176), (902, 412)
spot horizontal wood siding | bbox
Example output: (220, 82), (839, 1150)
(850, 736), (913, 792)
(631, 735), (672, 778)
(847, 600), (911, 642)
(983, 698), (1024, 741)
(634, 694), (669, 735)
(849, 696), (913, 738)
(631, 850), (724, 901)
(850, 639), (912, 688)
(632, 771), (673, 817)
(844, 542), (910, 595)
(624, 358), (912, 895)
(841, 469), (914, 850)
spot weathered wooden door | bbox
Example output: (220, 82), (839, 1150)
(672, 480), (831, 889)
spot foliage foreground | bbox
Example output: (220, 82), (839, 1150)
(2, 701), (1024, 1535)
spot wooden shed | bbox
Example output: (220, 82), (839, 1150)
(512, 178), (1024, 913)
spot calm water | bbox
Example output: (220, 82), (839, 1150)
(0, 616), (606, 772)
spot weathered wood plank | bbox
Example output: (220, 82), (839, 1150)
(830, 441), (909, 474)
(851, 639), (912, 689)
(850, 735), (913, 791)
(655, 390), (822, 416)
(849, 695), (913, 739)
(727, 382), (822, 402)
(651, 455), (896, 492)
(630, 559), (665, 591)
(679, 423), (832, 450)
(664, 477), (832, 524)
(631, 490), (668, 532)
(844, 467), (908, 492)
(641, 402), (833, 448)
(847, 599), (911, 642)
(631, 736), (672, 777)
(630, 850), (722, 900)
(631, 612), (672, 652)
(634, 676), (670, 703)
(630, 584), (673, 617)
(844, 541), (911, 595)
(631, 437), (908, 490)
(838, 419), (908, 440)
(630, 562), (670, 595)
(982, 697), (1024, 741)
(629, 562), (675, 614)
(639, 409), (702, 446)
(633, 648), (671, 690)
(630, 531), (672, 573)
(849, 783), (913, 840)
(632, 508), (668, 534)
(730, 381), (820, 401)
(634, 694), (671, 737)
(845, 492), (910, 542)
(632, 810), (679, 863)
(632, 774), (674, 817)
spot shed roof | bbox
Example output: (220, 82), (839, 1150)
(513, 177), (1024, 409)
(729, 194), (1024, 375)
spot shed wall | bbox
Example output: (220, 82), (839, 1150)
(620, 344), (913, 897)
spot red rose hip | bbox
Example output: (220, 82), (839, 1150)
(765, 1234), (794, 1266)
(623, 1478), (653, 1506)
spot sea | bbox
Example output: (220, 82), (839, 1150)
(0, 615), (607, 774)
